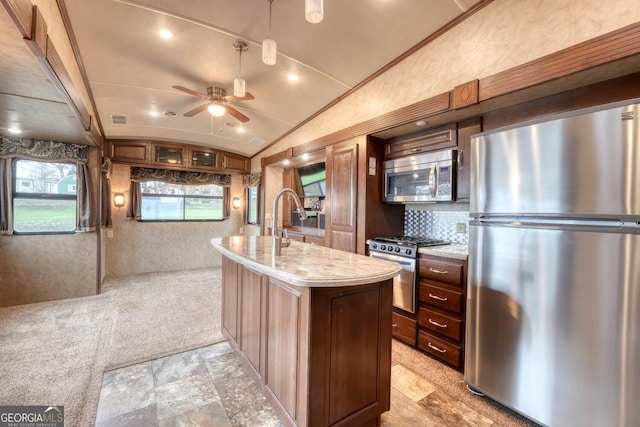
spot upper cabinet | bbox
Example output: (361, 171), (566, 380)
(384, 124), (457, 159)
(108, 140), (249, 174)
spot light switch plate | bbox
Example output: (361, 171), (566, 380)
(456, 223), (467, 233)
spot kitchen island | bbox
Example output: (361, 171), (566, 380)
(211, 236), (401, 427)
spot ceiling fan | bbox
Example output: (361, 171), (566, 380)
(172, 85), (254, 122)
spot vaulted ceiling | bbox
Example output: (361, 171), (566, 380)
(2, 0), (482, 157)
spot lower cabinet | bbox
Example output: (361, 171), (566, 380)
(221, 256), (393, 427)
(416, 254), (467, 372)
(391, 311), (417, 346)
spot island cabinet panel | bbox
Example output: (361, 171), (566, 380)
(266, 279), (307, 423)
(219, 254), (393, 427)
(240, 267), (266, 377)
(309, 282), (392, 427)
(221, 256), (240, 343)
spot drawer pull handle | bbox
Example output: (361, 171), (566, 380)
(428, 319), (447, 328)
(429, 268), (448, 275)
(428, 293), (448, 302)
(392, 323), (398, 327)
(428, 342), (447, 353)
(411, 148), (423, 153)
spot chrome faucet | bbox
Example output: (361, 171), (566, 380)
(272, 188), (307, 256)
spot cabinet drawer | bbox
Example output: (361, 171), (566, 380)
(418, 308), (462, 341)
(419, 258), (464, 286)
(392, 312), (417, 346)
(418, 330), (461, 368)
(385, 124), (456, 159)
(419, 284), (463, 314)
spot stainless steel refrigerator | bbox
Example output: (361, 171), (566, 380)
(466, 100), (640, 427)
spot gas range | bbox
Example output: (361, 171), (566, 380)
(368, 235), (450, 258)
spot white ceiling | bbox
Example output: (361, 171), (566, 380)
(2, 0), (481, 157)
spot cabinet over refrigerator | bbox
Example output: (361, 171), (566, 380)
(466, 99), (640, 427)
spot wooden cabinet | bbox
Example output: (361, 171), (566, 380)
(221, 255), (392, 427)
(417, 254), (467, 372)
(240, 266), (266, 377)
(151, 143), (185, 167)
(384, 123), (456, 159)
(221, 256), (240, 344)
(222, 151), (250, 172)
(325, 135), (404, 254)
(392, 311), (417, 346)
(325, 140), (358, 252)
(108, 139), (249, 173)
(456, 117), (482, 201)
(287, 229), (325, 246)
(189, 147), (219, 170)
(108, 140), (150, 165)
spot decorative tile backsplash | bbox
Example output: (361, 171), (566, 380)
(404, 204), (469, 245)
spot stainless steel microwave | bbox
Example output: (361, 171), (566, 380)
(383, 149), (455, 203)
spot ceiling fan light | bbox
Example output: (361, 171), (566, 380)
(305, 0), (323, 23)
(262, 38), (277, 65)
(234, 78), (246, 97)
(207, 103), (226, 117)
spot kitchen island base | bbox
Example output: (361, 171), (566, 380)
(221, 255), (393, 427)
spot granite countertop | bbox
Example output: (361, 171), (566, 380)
(418, 243), (468, 260)
(211, 236), (402, 288)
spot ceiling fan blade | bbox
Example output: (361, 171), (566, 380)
(225, 106), (250, 123)
(172, 85), (210, 100)
(224, 92), (255, 103)
(183, 103), (209, 117)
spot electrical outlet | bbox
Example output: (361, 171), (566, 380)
(107, 230), (114, 239)
(456, 223), (467, 234)
(239, 227), (244, 234)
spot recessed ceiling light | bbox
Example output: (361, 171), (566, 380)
(158, 29), (172, 39)
(288, 74), (298, 82)
(8, 127), (21, 134)
(283, 159), (290, 165)
(301, 153), (309, 160)
(149, 111), (159, 117)
(237, 127), (245, 134)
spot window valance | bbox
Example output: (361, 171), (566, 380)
(130, 167), (231, 187)
(0, 136), (89, 164)
(242, 172), (261, 188)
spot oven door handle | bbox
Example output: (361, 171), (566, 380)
(370, 251), (415, 267)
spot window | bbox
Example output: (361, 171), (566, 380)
(246, 186), (259, 224)
(140, 181), (224, 221)
(13, 159), (77, 233)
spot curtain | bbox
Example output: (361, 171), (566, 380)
(0, 158), (12, 234)
(243, 172), (261, 188)
(101, 158), (112, 228)
(127, 181), (142, 220)
(76, 163), (96, 231)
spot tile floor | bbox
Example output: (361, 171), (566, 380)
(96, 341), (534, 426)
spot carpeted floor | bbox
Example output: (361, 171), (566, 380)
(0, 267), (224, 427)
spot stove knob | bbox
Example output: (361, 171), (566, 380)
(405, 248), (412, 256)
(394, 246), (401, 253)
(371, 243), (377, 250)
(387, 246), (393, 252)
(380, 244), (386, 251)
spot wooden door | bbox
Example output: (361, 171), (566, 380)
(326, 140), (358, 252)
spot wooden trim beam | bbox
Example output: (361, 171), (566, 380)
(479, 21), (640, 102)
(0, 0), (33, 38)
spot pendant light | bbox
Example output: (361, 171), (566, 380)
(233, 40), (248, 97)
(262, 0), (277, 65)
(305, 0), (323, 24)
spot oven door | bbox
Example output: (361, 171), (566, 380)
(370, 251), (416, 314)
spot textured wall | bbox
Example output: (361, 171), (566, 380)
(251, 0), (640, 171)
(104, 164), (245, 278)
(0, 149), (101, 307)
